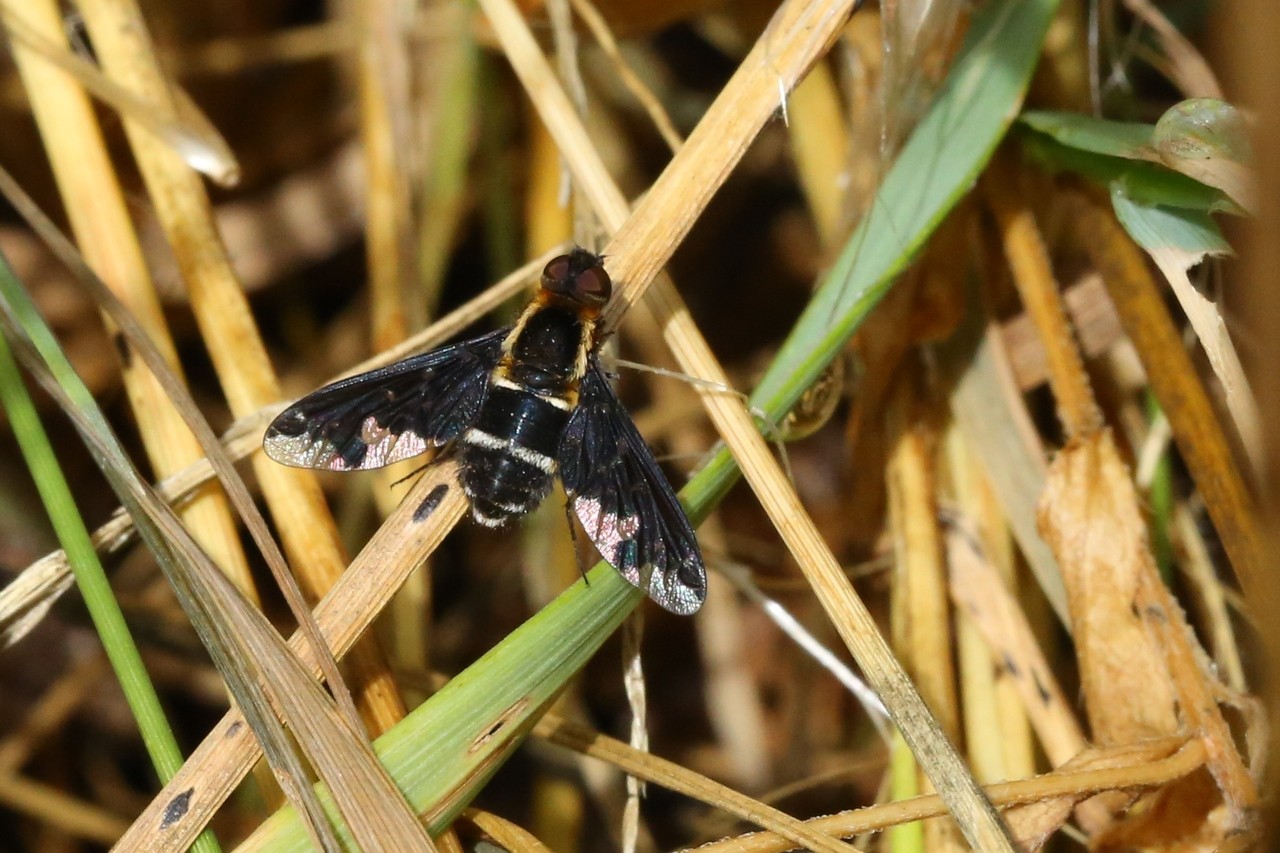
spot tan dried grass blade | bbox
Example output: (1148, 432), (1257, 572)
(0, 1), (239, 185)
(115, 463), (467, 848)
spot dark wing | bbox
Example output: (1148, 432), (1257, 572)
(557, 361), (706, 615)
(264, 328), (507, 471)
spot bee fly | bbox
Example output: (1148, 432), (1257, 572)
(263, 248), (707, 615)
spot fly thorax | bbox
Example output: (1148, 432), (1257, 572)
(509, 307), (584, 390)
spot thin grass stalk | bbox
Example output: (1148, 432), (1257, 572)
(693, 738), (1207, 851)
(0, 305), (216, 851)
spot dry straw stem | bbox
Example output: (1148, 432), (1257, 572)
(0, 772), (129, 845)
(1066, 191), (1272, 616)
(946, 432), (1034, 788)
(886, 383), (959, 743)
(72, 0), (404, 733)
(525, 116), (577, 253)
(1, 0), (258, 600)
(1171, 502), (1246, 693)
(1002, 272), (1123, 392)
(535, 714), (867, 853)
(1138, 216), (1262, 474)
(942, 427), (1039, 788)
(1119, 0), (1222, 99)
(941, 282), (1069, 628)
(786, 59), (850, 250)
(359, 0), (416, 349)
(982, 154), (1103, 438)
(115, 462), (466, 849)
(567, 0), (683, 153)
(435, 826), (467, 853)
(946, 524), (1116, 836)
(0, 543), (74, 648)
(458, 808), (553, 853)
(479, 0), (1012, 846)
(885, 381), (962, 851)
(946, 527), (1085, 769)
(687, 737), (1207, 852)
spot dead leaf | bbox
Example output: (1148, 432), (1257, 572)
(1038, 430), (1179, 744)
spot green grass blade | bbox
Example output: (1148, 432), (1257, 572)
(1019, 110), (1156, 159)
(1018, 109), (1244, 214)
(1110, 181), (1231, 256)
(0, 255), (220, 853)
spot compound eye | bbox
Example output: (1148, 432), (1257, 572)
(572, 265), (611, 305)
(541, 254), (573, 293)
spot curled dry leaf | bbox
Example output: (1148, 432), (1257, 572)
(1038, 430), (1179, 745)
(1038, 429), (1258, 845)
(1004, 738), (1201, 852)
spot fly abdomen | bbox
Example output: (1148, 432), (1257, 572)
(460, 384), (572, 527)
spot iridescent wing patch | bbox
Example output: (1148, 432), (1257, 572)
(263, 329), (507, 471)
(557, 361), (707, 615)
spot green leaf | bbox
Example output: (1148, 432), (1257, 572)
(1020, 110), (1155, 160)
(1017, 106), (1248, 215)
(1111, 181), (1231, 258)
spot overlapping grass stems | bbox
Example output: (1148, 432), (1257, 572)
(0, 0), (1262, 849)
(236, 0), (1060, 849)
